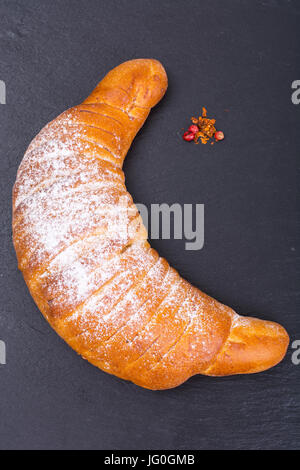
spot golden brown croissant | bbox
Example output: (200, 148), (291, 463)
(13, 59), (289, 390)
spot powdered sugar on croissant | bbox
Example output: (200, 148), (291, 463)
(13, 59), (289, 389)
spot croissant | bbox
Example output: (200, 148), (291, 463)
(13, 59), (289, 390)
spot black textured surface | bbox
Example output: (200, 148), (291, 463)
(0, 0), (299, 450)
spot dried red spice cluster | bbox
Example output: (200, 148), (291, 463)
(183, 107), (224, 145)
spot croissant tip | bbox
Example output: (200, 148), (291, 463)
(205, 316), (289, 377)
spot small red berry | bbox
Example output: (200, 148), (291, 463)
(183, 131), (195, 142)
(188, 124), (199, 134)
(215, 131), (224, 141)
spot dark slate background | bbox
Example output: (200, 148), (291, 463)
(0, 0), (299, 450)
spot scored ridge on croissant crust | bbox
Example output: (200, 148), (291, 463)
(13, 59), (289, 390)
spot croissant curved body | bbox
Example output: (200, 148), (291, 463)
(13, 59), (289, 389)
